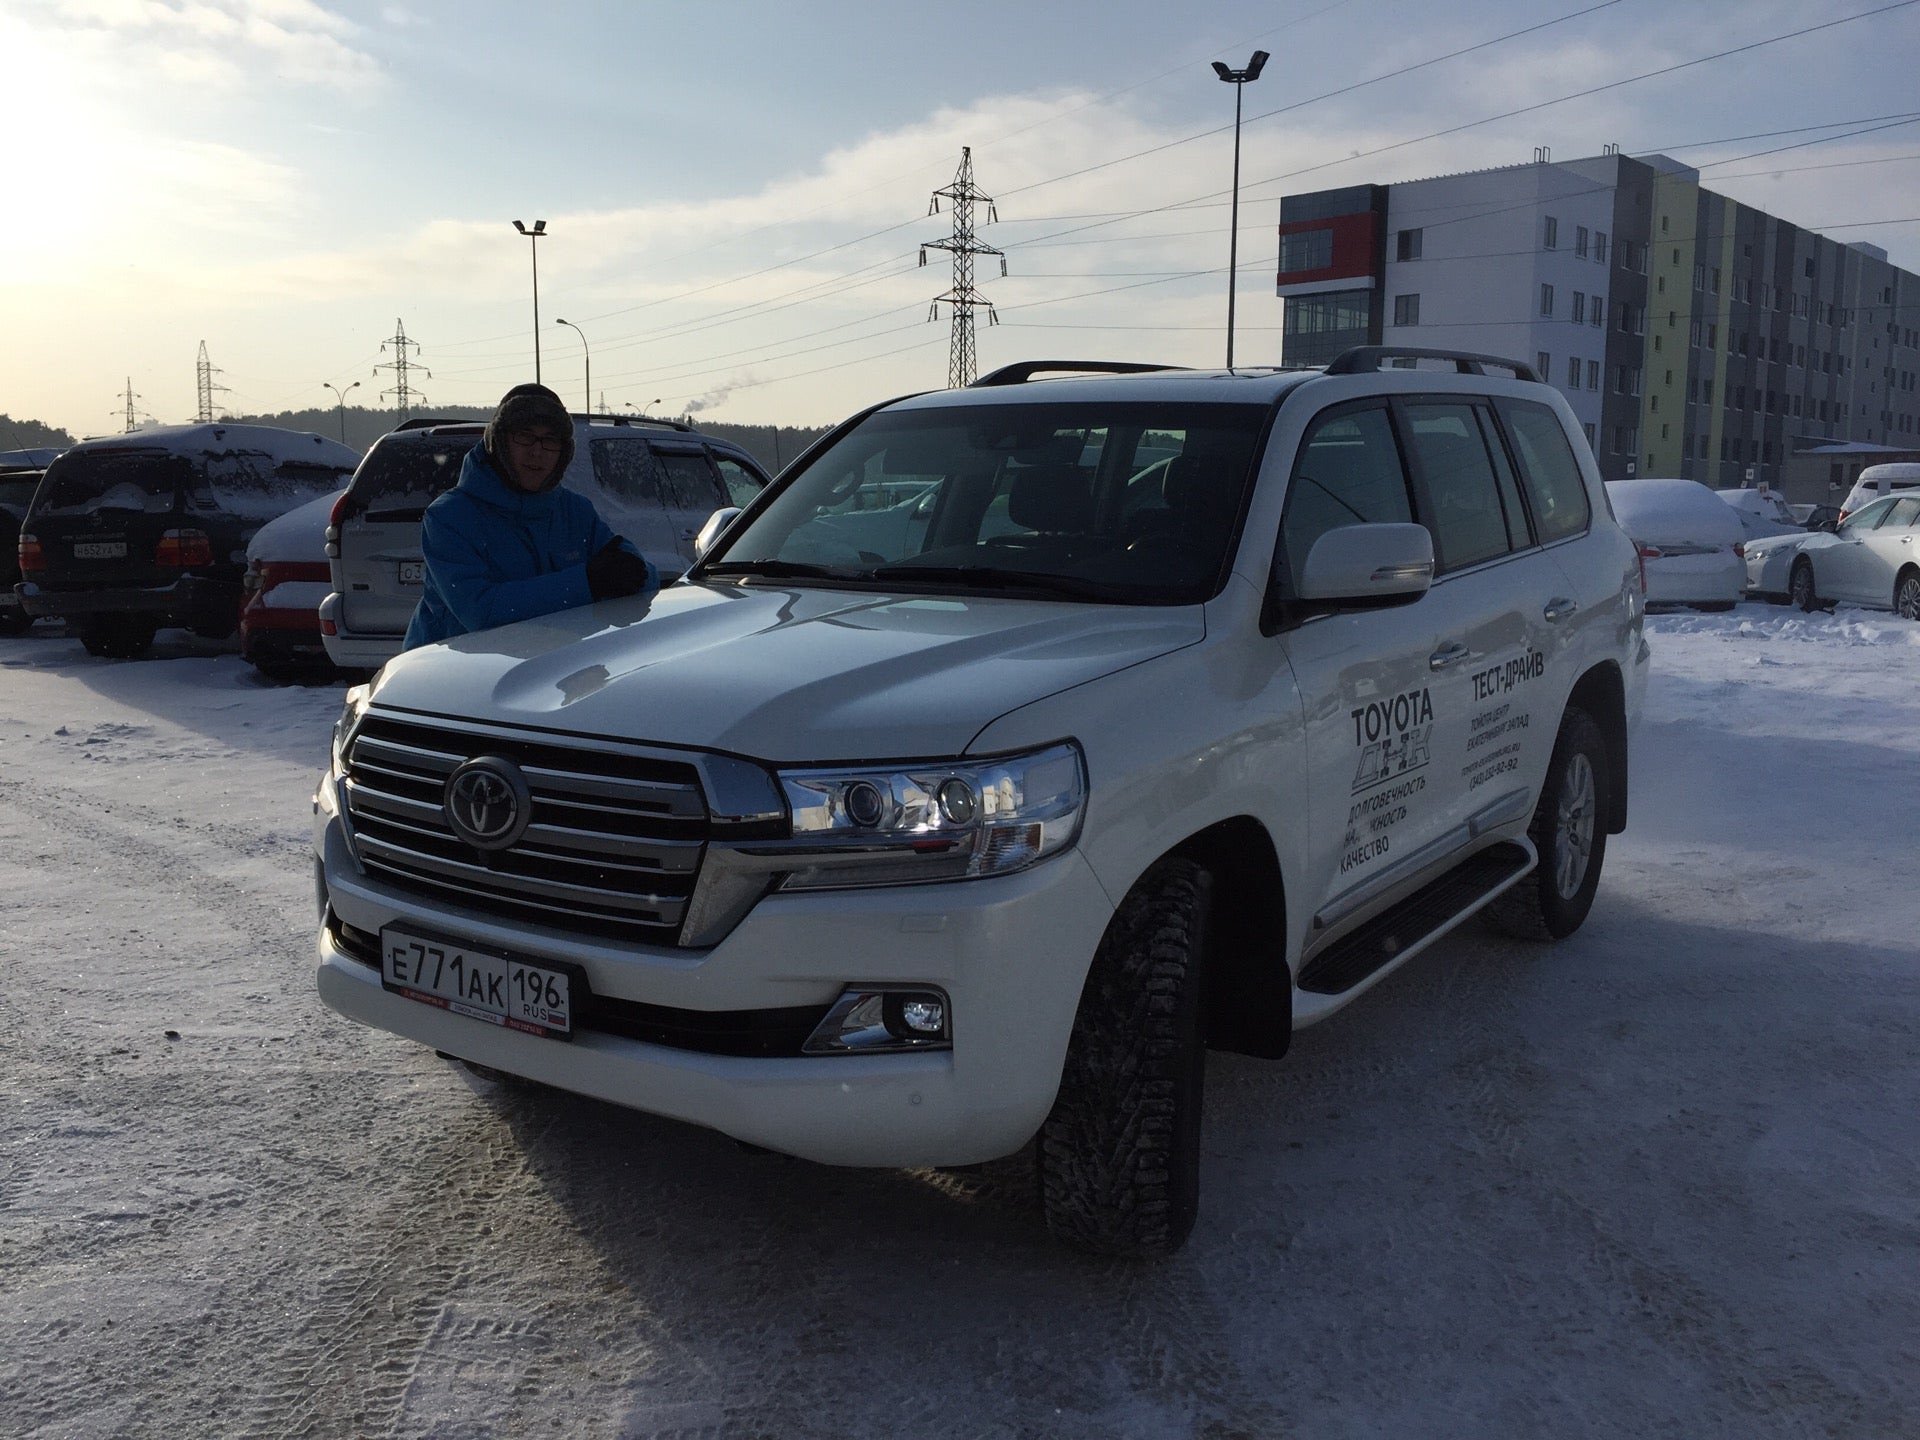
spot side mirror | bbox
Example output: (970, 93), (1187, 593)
(1296, 523), (1434, 606)
(693, 506), (742, 559)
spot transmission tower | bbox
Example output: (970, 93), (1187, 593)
(921, 146), (1006, 388)
(117, 378), (142, 434)
(195, 340), (229, 423)
(375, 318), (430, 419)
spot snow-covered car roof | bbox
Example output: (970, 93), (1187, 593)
(246, 488), (343, 564)
(63, 423), (359, 470)
(1604, 478), (1745, 544)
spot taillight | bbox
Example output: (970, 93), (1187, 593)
(155, 528), (214, 567)
(1836, 509), (1851, 524)
(17, 532), (44, 573)
(1636, 543), (1659, 595)
(1733, 541), (1746, 559)
(329, 491), (359, 527)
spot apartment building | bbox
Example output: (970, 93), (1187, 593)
(1275, 151), (1920, 499)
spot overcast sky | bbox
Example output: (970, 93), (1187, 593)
(4, 0), (1918, 442)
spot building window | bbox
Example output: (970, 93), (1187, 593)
(1587, 359), (1600, 390)
(1690, 319), (1702, 347)
(1694, 263), (1705, 290)
(1392, 293), (1420, 326)
(1567, 355), (1581, 388)
(1708, 323), (1717, 348)
(1702, 380), (1712, 405)
(1805, 256), (1816, 278)
(1711, 267), (1721, 293)
(1537, 351), (1551, 378)
(1540, 284), (1554, 318)
(1595, 231), (1609, 264)
(1583, 422), (1596, 447)
(1279, 227), (1334, 273)
(1543, 216), (1559, 250)
(1396, 228), (1422, 261)
(1591, 301), (1603, 329)
(1661, 214), (1669, 234)
(1575, 226), (1589, 258)
(1572, 291), (1586, 324)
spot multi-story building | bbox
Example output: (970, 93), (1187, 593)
(1275, 152), (1920, 499)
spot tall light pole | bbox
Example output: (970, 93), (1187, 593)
(1212, 50), (1268, 371)
(322, 380), (359, 443)
(512, 219), (548, 382)
(555, 318), (590, 414)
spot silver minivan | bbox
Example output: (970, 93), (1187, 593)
(320, 414), (771, 668)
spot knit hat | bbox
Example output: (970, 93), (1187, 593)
(485, 382), (575, 492)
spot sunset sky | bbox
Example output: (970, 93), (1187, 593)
(4, 0), (1917, 442)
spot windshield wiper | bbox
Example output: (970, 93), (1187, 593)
(699, 558), (864, 582)
(868, 564), (1131, 601)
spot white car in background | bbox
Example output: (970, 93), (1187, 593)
(1605, 477), (1746, 611)
(240, 489), (345, 683)
(1786, 493), (1920, 619)
(1715, 486), (1803, 543)
(1837, 463), (1920, 522)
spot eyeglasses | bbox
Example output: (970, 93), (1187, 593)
(508, 429), (566, 454)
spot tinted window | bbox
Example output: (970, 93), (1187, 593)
(1497, 399), (1591, 543)
(1281, 404), (1413, 583)
(350, 435), (479, 518)
(1884, 497), (1920, 528)
(199, 452), (351, 519)
(1841, 497), (1899, 534)
(34, 450), (194, 515)
(0, 477), (39, 511)
(1404, 402), (1520, 573)
(655, 451), (728, 512)
(711, 455), (765, 507)
(591, 438), (665, 502)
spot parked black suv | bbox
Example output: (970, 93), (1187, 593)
(16, 424), (359, 657)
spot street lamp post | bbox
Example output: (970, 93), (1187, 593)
(512, 219), (548, 382)
(555, 318), (590, 414)
(322, 380), (359, 443)
(1211, 50), (1269, 371)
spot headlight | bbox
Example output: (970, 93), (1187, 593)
(331, 683), (371, 775)
(774, 741), (1086, 891)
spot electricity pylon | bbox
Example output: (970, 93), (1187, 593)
(375, 319), (429, 419)
(922, 147), (1006, 388)
(195, 341), (229, 423)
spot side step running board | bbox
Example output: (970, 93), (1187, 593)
(1296, 842), (1532, 995)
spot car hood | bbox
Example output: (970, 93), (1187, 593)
(368, 582), (1204, 763)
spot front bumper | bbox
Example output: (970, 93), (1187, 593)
(313, 806), (1115, 1167)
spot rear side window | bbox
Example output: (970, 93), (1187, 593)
(1878, 497), (1919, 527)
(1497, 400), (1591, 543)
(1280, 404), (1413, 584)
(591, 438), (666, 502)
(351, 436), (478, 518)
(1403, 401), (1525, 573)
(712, 455), (765, 508)
(0, 477), (40, 510)
(198, 452), (351, 519)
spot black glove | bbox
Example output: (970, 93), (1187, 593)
(586, 538), (653, 600)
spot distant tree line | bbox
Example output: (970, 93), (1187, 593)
(0, 406), (828, 476)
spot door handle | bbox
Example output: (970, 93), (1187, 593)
(1429, 642), (1473, 671)
(1543, 597), (1578, 624)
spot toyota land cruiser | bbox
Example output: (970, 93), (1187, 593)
(314, 349), (1648, 1256)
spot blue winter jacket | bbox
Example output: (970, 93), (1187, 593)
(402, 448), (655, 650)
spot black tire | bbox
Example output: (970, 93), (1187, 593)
(1483, 708), (1608, 942)
(1895, 569), (1920, 622)
(1038, 858), (1210, 1258)
(0, 610), (33, 637)
(79, 615), (158, 659)
(1789, 558), (1821, 614)
(1692, 601), (1737, 613)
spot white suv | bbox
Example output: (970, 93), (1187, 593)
(318, 414), (770, 669)
(314, 350), (1648, 1256)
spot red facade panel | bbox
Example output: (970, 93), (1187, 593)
(1275, 211), (1381, 291)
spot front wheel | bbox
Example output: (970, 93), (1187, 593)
(1483, 708), (1608, 941)
(1038, 859), (1210, 1258)
(1895, 570), (1920, 621)
(1789, 559), (1821, 613)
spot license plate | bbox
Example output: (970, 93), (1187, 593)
(74, 541), (127, 559)
(397, 561), (424, 585)
(380, 927), (577, 1039)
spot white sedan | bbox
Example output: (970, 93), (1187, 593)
(1787, 494), (1920, 619)
(1606, 478), (1747, 611)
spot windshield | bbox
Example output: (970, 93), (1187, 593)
(349, 434), (480, 518)
(700, 401), (1267, 604)
(34, 450), (195, 515)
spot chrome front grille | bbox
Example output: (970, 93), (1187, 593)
(342, 714), (712, 943)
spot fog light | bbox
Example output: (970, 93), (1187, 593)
(804, 986), (953, 1053)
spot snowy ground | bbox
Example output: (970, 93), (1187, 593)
(2, 607), (1917, 1439)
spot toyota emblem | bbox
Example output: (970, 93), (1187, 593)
(444, 756), (532, 850)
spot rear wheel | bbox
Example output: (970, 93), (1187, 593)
(79, 615), (158, 659)
(1483, 708), (1608, 941)
(1038, 859), (1210, 1258)
(0, 610), (33, 637)
(1895, 569), (1920, 621)
(1789, 559), (1821, 613)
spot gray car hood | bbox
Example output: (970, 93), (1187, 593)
(369, 582), (1204, 763)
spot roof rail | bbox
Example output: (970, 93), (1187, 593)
(393, 416), (481, 432)
(1324, 347), (1539, 383)
(574, 411), (694, 432)
(969, 360), (1188, 387)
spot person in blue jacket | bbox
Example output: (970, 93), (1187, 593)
(402, 383), (656, 650)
